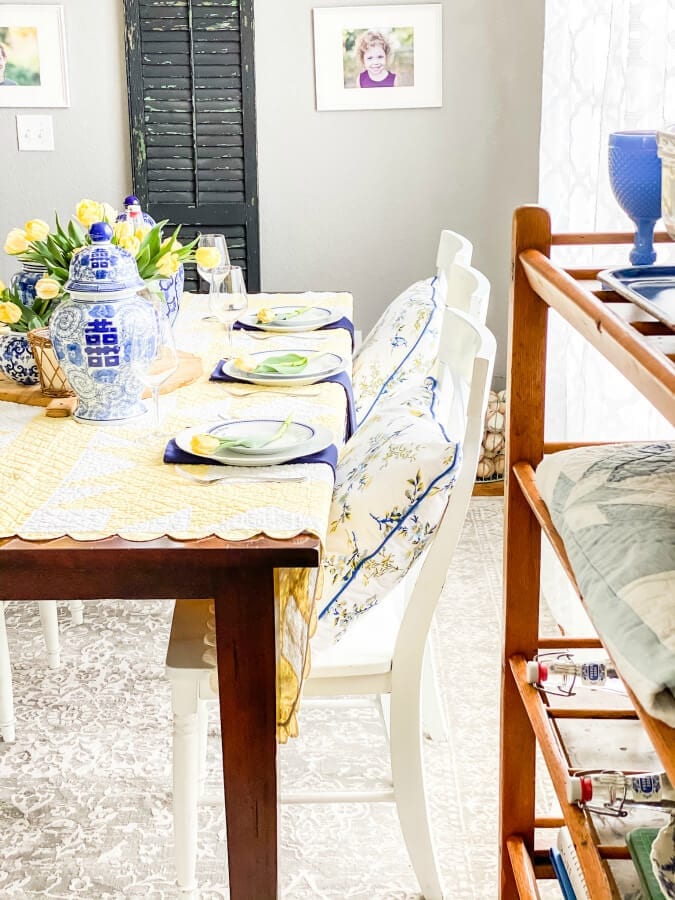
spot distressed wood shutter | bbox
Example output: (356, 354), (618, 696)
(123, 0), (259, 292)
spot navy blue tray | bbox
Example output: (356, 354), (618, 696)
(598, 266), (675, 329)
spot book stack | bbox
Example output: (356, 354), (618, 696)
(549, 827), (591, 900)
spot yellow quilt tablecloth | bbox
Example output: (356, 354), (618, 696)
(0, 291), (353, 741)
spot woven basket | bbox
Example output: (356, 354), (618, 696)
(27, 327), (74, 398)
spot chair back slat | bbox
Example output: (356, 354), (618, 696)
(436, 229), (473, 275)
(393, 309), (496, 677)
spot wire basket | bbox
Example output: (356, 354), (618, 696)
(27, 327), (74, 398)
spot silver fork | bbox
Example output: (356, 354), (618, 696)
(175, 465), (305, 485)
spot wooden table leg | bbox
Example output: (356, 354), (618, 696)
(214, 567), (278, 900)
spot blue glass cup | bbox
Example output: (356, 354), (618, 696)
(608, 131), (662, 266)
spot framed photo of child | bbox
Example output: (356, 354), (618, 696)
(313, 5), (442, 111)
(0, 5), (69, 107)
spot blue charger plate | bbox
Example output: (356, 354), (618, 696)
(598, 266), (675, 329)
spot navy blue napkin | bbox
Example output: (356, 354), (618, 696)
(234, 316), (355, 348)
(164, 438), (338, 475)
(209, 362), (357, 440)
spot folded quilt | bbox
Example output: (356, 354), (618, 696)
(536, 442), (675, 727)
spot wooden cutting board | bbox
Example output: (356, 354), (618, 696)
(0, 350), (204, 409)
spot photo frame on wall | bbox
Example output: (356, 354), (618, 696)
(0, 5), (69, 107)
(313, 4), (442, 111)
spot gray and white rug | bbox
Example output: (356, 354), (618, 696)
(0, 499), (506, 899)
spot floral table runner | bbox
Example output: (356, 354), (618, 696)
(0, 291), (353, 740)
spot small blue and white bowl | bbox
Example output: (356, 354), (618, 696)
(0, 331), (39, 385)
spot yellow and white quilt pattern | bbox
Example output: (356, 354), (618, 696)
(0, 291), (353, 741)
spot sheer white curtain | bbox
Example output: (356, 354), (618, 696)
(539, 0), (675, 441)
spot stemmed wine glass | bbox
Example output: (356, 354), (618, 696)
(134, 301), (179, 438)
(208, 265), (248, 354)
(197, 233), (230, 289)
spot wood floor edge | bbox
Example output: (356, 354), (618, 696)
(473, 479), (504, 497)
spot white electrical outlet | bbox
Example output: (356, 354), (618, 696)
(16, 114), (55, 152)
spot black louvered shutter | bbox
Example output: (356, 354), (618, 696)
(123, 0), (259, 292)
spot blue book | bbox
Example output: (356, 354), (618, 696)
(550, 846), (578, 900)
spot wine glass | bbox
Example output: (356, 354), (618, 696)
(208, 265), (248, 354)
(134, 302), (179, 437)
(608, 131), (662, 265)
(197, 233), (230, 288)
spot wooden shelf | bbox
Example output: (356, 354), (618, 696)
(499, 207), (675, 900)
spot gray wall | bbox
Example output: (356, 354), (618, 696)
(0, 0), (544, 378)
(255, 0), (545, 375)
(0, 1), (130, 285)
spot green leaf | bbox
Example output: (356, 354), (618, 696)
(68, 219), (85, 245)
(212, 414), (293, 450)
(253, 352), (309, 374)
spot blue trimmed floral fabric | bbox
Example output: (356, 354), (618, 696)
(536, 441), (675, 726)
(315, 379), (461, 646)
(352, 278), (441, 426)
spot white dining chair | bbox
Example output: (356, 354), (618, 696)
(164, 306), (496, 897)
(435, 228), (473, 274)
(0, 600), (82, 742)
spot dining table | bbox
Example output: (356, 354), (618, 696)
(0, 290), (354, 899)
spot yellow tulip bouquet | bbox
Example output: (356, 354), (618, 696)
(2, 199), (217, 332)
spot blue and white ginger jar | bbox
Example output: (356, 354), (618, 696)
(114, 195), (182, 324)
(49, 222), (156, 424)
(10, 262), (48, 308)
(115, 194), (156, 227)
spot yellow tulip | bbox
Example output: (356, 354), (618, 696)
(194, 246), (220, 269)
(4, 228), (29, 255)
(75, 199), (104, 229)
(190, 434), (223, 456)
(119, 235), (141, 255)
(0, 300), (22, 324)
(135, 224), (152, 240)
(113, 220), (134, 241)
(161, 234), (182, 250)
(156, 252), (180, 277)
(34, 276), (61, 300)
(101, 202), (117, 224)
(24, 219), (50, 242)
(256, 307), (275, 324)
(232, 354), (257, 373)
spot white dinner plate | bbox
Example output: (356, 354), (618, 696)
(237, 306), (344, 333)
(206, 418), (316, 457)
(222, 349), (344, 386)
(175, 422), (333, 466)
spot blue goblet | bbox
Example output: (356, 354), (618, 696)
(608, 131), (662, 266)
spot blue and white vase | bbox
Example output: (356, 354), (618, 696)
(158, 264), (184, 325)
(0, 331), (40, 385)
(49, 222), (157, 424)
(10, 262), (48, 308)
(115, 194), (156, 228)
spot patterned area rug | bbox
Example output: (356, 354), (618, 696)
(0, 499), (505, 899)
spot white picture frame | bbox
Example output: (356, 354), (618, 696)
(0, 5), (69, 108)
(313, 4), (442, 111)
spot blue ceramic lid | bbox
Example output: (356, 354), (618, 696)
(65, 222), (145, 294)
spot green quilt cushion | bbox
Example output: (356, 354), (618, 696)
(536, 441), (675, 726)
